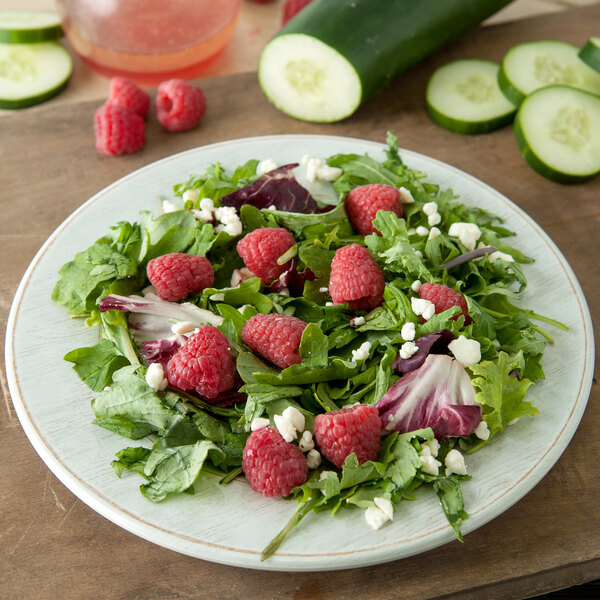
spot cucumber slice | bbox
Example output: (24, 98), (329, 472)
(578, 37), (600, 75)
(499, 40), (600, 106)
(514, 85), (600, 184)
(0, 10), (62, 44)
(426, 59), (516, 134)
(0, 41), (72, 109)
(258, 0), (515, 123)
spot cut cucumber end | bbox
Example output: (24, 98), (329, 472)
(514, 85), (600, 184)
(499, 40), (600, 106)
(0, 41), (72, 109)
(578, 37), (600, 75)
(0, 10), (63, 44)
(258, 34), (362, 123)
(426, 59), (516, 134)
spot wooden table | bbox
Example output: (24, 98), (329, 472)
(1, 2), (599, 599)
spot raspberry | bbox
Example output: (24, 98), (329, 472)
(166, 325), (235, 399)
(147, 253), (214, 302)
(313, 404), (382, 469)
(241, 313), (307, 369)
(282, 0), (314, 25)
(236, 227), (296, 285)
(155, 79), (206, 132)
(94, 103), (145, 156)
(419, 283), (471, 324)
(108, 76), (150, 118)
(328, 245), (385, 311)
(242, 427), (308, 497)
(345, 184), (403, 236)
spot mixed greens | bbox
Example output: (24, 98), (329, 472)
(52, 132), (565, 559)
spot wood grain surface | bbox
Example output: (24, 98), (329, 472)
(1, 5), (599, 600)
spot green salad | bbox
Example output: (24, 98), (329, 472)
(52, 132), (565, 559)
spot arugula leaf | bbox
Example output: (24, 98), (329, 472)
(470, 351), (537, 439)
(141, 441), (225, 502)
(299, 323), (328, 368)
(92, 366), (182, 438)
(366, 212), (432, 282)
(64, 339), (130, 392)
(433, 478), (468, 542)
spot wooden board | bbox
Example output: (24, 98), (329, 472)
(1, 5), (599, 599)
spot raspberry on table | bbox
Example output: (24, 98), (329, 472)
(155, 79), (206, 132)
(166, 325), (235, 399)
(236, 227), (296, 285)
(147, 253), (214, 302)
(345, 184), (403, 236)
(328, 244), (385, 311)
(419, 283), (471, 324)
(242, 426), (308, 497)
(94, 103), (145, 156)
(241, 313), (307, 369)
(313, 404), (382, 469)
(108, 76), (150, 118)
(282, 0), (314, 24)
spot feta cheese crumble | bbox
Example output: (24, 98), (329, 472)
(421, 438), (441, 458)
(422, 202), (438, 216)
(256, 158), (278, 175)
(273, 414), (297, 442)
(428, 226), (441, 240)
(282, 406), (305, 433)
(250, 417), (270, 431)
(400, 321), (415, 341)
(411, 280), (422, 293)
(416, 225), (429, 236)
(419, 454), (442, 476)
(398, 186), (415, 204)
(374, 497), (394, 521)
(350, 316), (365, 327)
(489, 250), (515, 263)
(145, 362), (167, 392)
(448, 335), (481, 367)
(170, 321), (197, 336)
(182, 189), (200, 203)
(411, 297), (435, 321)
(352, 341), (372, 361)
(448, 222), (482, 252)
(306, 449), (321, 469)
(474, 420), (490, 441)
(302, 155), (342, 182)
(399, 341), (418, 359)
(365, 500), (393, 530)
(299, 430), (315, 452)
(161, 200), (180, 213)
(444, 449), (467, 476)
(428, 212), (441, 227)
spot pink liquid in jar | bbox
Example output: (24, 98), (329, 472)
(56, 0), (240, 85)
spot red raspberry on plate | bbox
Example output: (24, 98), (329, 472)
(166, 325), (235, 399)
(94, 103), (145, 156)
(236, 227), (296, 285)
(155, 79), (206, 132)
(328, 244), (385, 311)
(345, 184), (403, 236)
(147, 253), (214, 302)
(108, 76), (150, 118)
(419, 282), (471, 324)
(313, 404), (382, 469)
(242, 426), (308, 497)
(282, 0), (314, 25)
(241, 313), (307, 369)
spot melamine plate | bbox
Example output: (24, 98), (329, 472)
(5, 135), (594, 571)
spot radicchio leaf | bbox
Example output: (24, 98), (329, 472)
(100, 293), (223, 342)
(268, 259), (317, 296)
(377, 355), (481, 440)
(393, 329), (456, 373)
(140, 339), (181, 370)
(219, 164), (320, 213)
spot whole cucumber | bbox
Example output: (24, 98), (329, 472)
(258, 0), (514, 122)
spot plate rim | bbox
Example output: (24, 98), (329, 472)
(4, 134), (596, 571)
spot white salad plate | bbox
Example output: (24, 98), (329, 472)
(5, 135), (594, 572)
